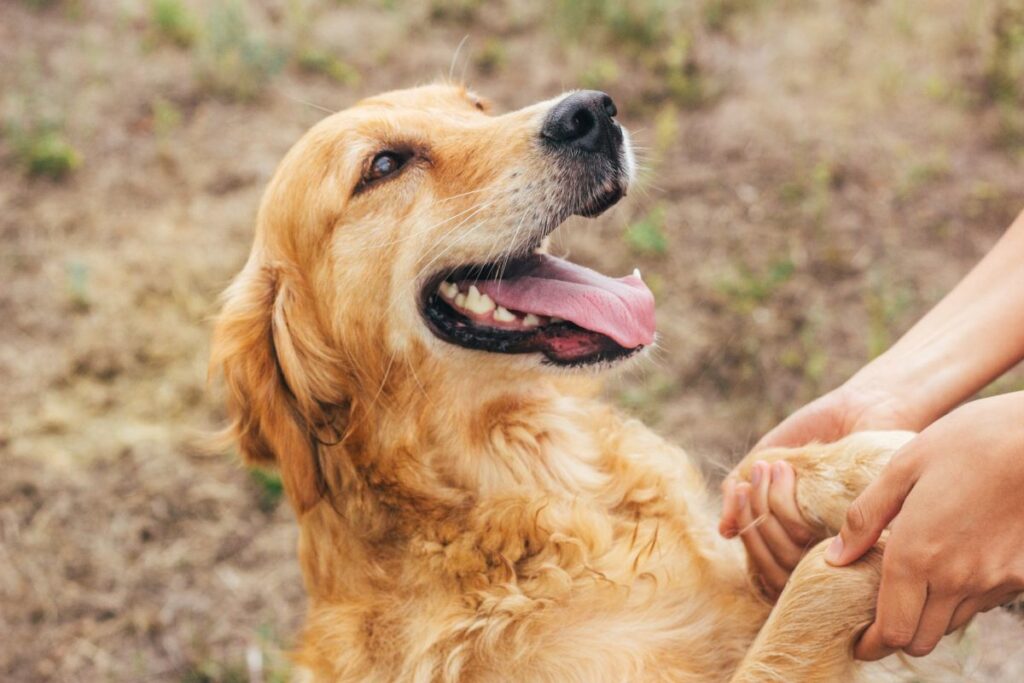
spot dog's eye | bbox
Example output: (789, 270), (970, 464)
(366, 152), (405, 182)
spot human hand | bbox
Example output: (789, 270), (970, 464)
(720, 382), (926, 597)
(825, 391), (1024, 660)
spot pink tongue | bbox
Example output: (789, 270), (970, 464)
(471, 254), (656, 348)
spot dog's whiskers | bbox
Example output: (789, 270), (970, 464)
(412, 198), (507, 281)
(378, 200), (506, 320)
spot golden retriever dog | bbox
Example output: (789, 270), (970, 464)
(211, 84), (961, 681)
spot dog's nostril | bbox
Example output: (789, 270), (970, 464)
(601, 95), (616, 118)
(570, 109), (596, 138)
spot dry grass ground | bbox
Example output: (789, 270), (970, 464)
(3, 0), (1024, 681)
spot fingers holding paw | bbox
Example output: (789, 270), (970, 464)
(727, 460), (821, 598)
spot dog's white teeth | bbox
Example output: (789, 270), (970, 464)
(455, 292), (467, 308)
(464, 285), (496, 314)
(632, 268), (642, 279)
(493, 306), (516, 323)
(438, 281), (458, 299)
(523, 314), (541, 327)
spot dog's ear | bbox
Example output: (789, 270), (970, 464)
(210, 261), (342, 514)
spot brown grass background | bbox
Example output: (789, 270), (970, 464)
(3, 0), (1024, 680)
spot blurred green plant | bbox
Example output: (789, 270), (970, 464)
(150, 0), (196, 48)
(625, 103), (681, 181)
(473, 38), (508, 76)
(554, 0), (667, 50)
(250, 468), (284, 512)
(296, 48), (360, 85)
(180, 625), (292, 683)
(995, 104), (1024, 149)
(864, 273), (912, 359)
(580, 57), (620, 90)
(653, 104), (680, 152)
(660, 33), (707, 108)
(716, 258), (795, 314)
(617, 371), (676, 423)
(703, 0), (758, 33)
(429, 0), (483, 23)
(5, 121), (81, 179)
(975, 3), (1024, 151)
(985, 3), (1024, 105)
(180, 662), (248, 683)
(624, 205), (668, 255)
(20, 0), (80, 10)
(151, 96), (183, 137)
(65, 261), (91, 312)
(194, 0), (284, 102)
(778, 159), (838, 223)
(778, 316), (827, 391)
(897, 154), (951, 200)
(552, 0), (720, 110)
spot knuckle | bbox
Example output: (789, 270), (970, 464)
(884, 537), (922, 566)
(984, 560), (1023, 591)
(888, 446), (921, 475)
(750, 494), (765, 515)
(845, 502), (869, 534)
(946, 567), (976, 593)
(774, 544), (801, 569)
(787, 522), (814, 545)
(767, 484), (795, 511)
(879, 626), (914, 649)
(921, 542), (945, 566)
(906, 641), (937, 658)
(881, 547), (907, 574)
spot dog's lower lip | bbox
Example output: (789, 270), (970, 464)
(422, 294), (639, 366)
(576, 184), (625, 218)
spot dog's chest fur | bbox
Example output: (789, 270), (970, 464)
(293, 391), (770, 682)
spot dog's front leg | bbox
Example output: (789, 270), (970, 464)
(725, 432), (905, 682)
(728, 539), (884, 683)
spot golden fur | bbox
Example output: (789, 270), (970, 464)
(211, 85), (951, 681)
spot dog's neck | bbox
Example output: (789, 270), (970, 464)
(295, 360), (620, 592)
(331, 362), (609, 497)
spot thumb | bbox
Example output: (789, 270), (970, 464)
(825, 450), (919, 566)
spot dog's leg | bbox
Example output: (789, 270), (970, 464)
(733, 430), (915, 537)
(728, 538), (884, 683)
(724, 433), (909, 681)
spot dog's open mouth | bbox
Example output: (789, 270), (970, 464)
(422, 251), (655, 366)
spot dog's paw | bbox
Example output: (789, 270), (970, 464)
(749, 431), (914, 535)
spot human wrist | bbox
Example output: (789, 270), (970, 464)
(837, 356), (945, 432)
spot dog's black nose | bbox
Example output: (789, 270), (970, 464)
(541, 90), (622, 154)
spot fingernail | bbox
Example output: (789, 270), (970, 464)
(826, 536), (844, 564)
(736, 488), (748, 509)
(751, 463), (762, 487)
(772, 461), (784, 479)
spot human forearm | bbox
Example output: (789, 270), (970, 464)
(844, 212), (1024, 426)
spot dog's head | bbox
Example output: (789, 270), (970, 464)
(211, 84), (654, 510)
